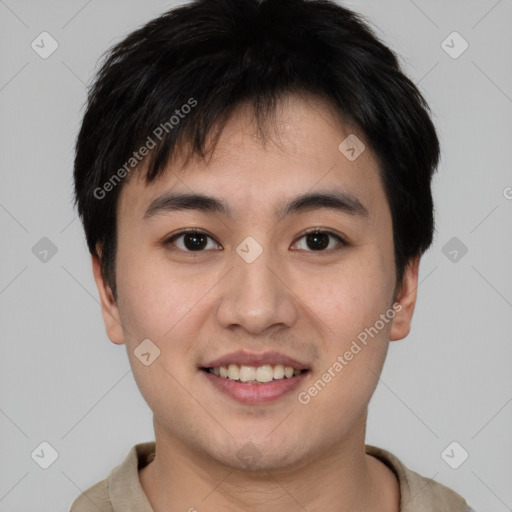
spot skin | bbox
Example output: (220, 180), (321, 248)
(92, 93), (420, 512)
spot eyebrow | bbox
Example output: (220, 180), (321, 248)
(143, 189), (369, 220)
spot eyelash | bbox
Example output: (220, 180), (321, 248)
(162, 228), (348, 255)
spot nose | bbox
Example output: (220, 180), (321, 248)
(216, 244), (298, 335)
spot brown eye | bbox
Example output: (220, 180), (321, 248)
(293, 229), (346, 252)
(165, 230), (220, 252)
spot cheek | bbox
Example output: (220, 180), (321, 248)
(114, 253), (207, 409)
(298, 254), (394, 348)
(116, 271), (166, 342)
(298, 272), (394, 426)
(114, 245), (176, 345)
(115, 247), (217, 355)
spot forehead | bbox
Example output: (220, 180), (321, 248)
(118, 93), (387, 221)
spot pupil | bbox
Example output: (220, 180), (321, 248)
(182, 232), (329, 251)
(185, 232), (207, 250)
(307, 232), (328, 250)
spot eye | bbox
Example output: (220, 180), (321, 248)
(163, 229), (221, 252)
(162, 228), (347, 254)
(292, 229), (347, 252)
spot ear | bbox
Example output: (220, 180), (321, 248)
(389, 256), (420, 341)
(91, 253), (125, 345)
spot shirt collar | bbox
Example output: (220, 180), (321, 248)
(108, 442), (469, 512)
(109, 442), (156, 512)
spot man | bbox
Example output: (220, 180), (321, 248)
(70, 0), (474, 510)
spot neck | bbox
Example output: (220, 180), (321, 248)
(139, 416), (400, 512)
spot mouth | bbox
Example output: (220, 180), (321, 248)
(200, 364), (310, 384)
(198, 351), (311, 404)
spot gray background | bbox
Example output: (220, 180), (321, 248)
(1, 0), (511, 510)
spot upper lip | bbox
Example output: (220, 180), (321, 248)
(201, 350), (310, 370)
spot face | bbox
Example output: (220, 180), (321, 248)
(93, 93), (419, 472)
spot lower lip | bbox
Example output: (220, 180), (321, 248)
(200, 369), (309, 404)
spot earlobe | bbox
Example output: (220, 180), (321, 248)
(389, 256), (420, 342)
(91, 254), (125, 345)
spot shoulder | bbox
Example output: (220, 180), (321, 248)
(70, 477), (111, 512)
(401, 464), (471, 511)
(69, 442), (156, 512)
(365, 444), (473, 512)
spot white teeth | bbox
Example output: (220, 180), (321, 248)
(208, 363), (305, 383)
(239, 365), (256, 382)
(284, 366), (294, 378)
(227, 364), (239, 380)
(255, 365), (274, 383)
(273, 364), (285, 379)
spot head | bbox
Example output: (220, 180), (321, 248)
(74, 0), (439, 471)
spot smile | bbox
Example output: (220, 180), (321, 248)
(200, 365), (310, 404)
(205, 364), (307, 383)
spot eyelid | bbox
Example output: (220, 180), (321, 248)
(165, 227), (215, 240)
(291, 228), (348, 251)
(163, 228), (220, 249)
(163, 227), (348, 253)
(159, 230), (217, 257)
(298, 227), (348, 242)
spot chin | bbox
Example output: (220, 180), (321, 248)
(203, 432), (313, 473)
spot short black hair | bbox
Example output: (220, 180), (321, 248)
(74, 0), (440, 300)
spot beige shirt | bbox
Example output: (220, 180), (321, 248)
(70, 442), (474, 511)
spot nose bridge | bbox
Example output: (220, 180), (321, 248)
(216, 239), (297, 334)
